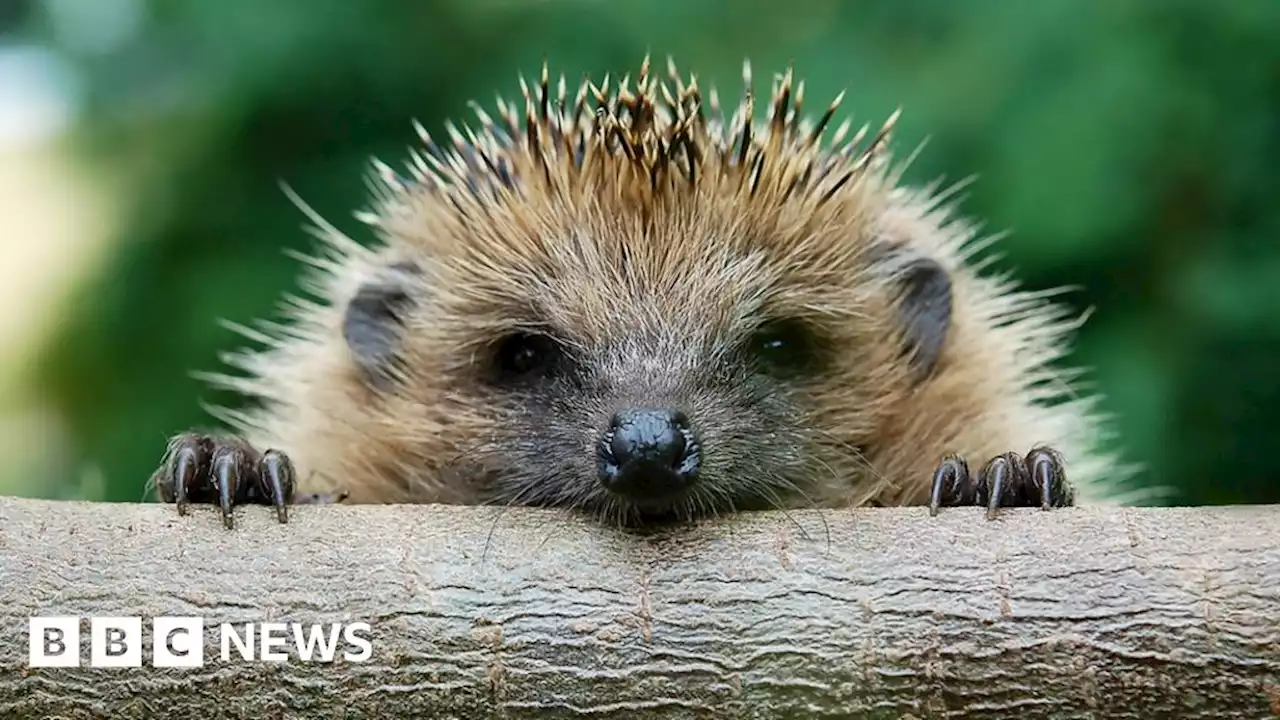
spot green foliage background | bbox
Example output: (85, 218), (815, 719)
(10, 0), (1280, 505)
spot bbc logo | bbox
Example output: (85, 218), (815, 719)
(29, 616), (204, 668)
(29, 616), (373, 667)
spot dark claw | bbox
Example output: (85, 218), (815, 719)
(172, 443), (199, 516)
(980, 454), (1021, 521)
(258, 450), (296, 524)
(929, 445), (1073, 519)
(1027, 446), (1073, 509)
(153, 432), (333, 528)
(983, 456), (1004, 520)
(211, 447), (243, 529)
(929, 455), (972, 516)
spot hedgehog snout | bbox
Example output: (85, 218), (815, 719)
(596, 407), (702, 500)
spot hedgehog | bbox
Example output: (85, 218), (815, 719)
(151, 55), (1122, 529)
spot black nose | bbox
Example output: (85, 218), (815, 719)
(598, 408), (701, 499)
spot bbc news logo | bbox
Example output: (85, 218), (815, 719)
(28, 617), (373, 668)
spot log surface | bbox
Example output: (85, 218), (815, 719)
(0, 496), (1277, 719)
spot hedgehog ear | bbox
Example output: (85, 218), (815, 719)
(343, 261), (421, 389)
(871, 245), (953, 381)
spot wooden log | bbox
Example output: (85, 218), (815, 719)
(0, 496), (1277, 719)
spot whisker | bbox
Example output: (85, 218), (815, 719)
(746, 472), (828, 546)
(759, 484), (811, 539)
(808, 426), (890, 493)
(479, 473), (548, 565)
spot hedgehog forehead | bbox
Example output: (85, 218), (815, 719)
(387, 161), (888, 347)
(425, 215), (881, 363)
(440, 225), (771, 346)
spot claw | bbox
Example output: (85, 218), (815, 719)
(929, 446), (1073, 518)
(1031, 452), (1052, 509)
(929, 455), (966, 516)
(212, 449), (241, 530)
(154, 432), (308, 526)
(983, 456), (1009, 521)
(1027, 446), (1071, 509)
(260, 450), (295, 524)
(173, 445), (198, 516)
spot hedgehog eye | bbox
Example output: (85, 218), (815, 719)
(750, 319), (817, 376)
(493, 332), (561, 379)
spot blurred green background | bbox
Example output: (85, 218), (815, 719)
(0, 0), (1275, 505)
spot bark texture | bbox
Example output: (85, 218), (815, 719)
(0, 496), (1277, 719)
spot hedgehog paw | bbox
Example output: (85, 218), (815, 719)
(151, 432), (344, 529)
(928, 446), (1073, 520)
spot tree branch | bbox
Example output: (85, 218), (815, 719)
(1, 497), (1277, 719)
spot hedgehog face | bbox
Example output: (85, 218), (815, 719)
(341, 207), (954, 525)
(459, 289), (826, 524)
(464, 327), (816, 523)
(327, 57), (958, 524)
